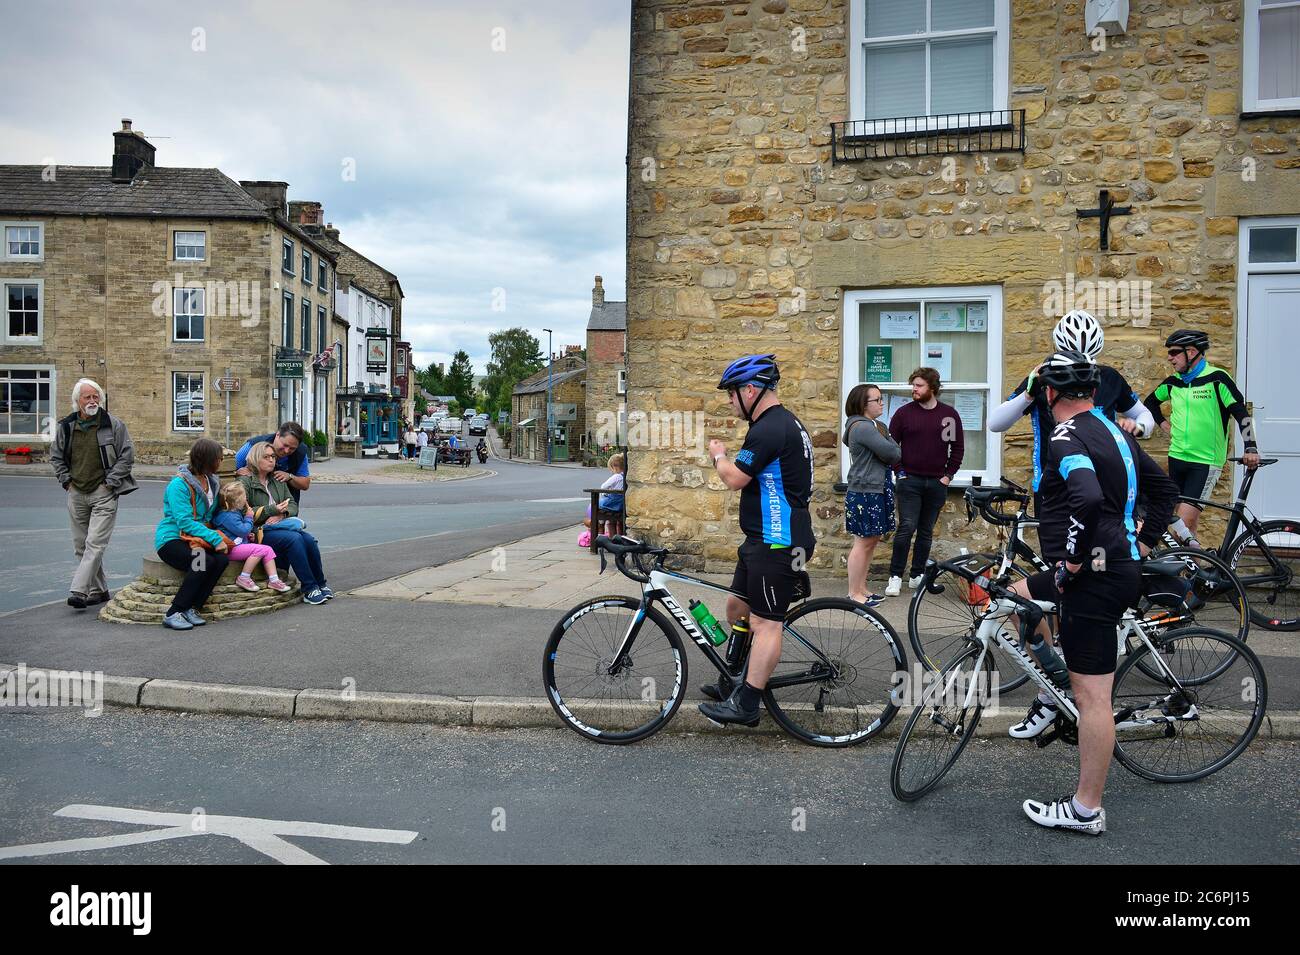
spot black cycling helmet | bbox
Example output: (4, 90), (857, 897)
(718, 354), (780, 421)
(1037, 349), (1099, 405)
(1165, 329), (1209, 366)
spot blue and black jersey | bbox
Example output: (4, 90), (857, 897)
(734, 405), (815, 550)
(1037, 408), (1177, 567)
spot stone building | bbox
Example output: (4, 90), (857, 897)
(0, 120), (338, 462)
(626, 0), (1300, 572)
(511, 354), (587, 461)
(585, 274), (629, 455)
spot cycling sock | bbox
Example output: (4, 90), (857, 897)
(1072, 795), (1099, 818)
(1037, 691), (1055, 706)
(1170, 518), (1194, 543)
(738, 682), (763, 710)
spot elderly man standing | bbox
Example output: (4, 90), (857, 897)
(51, 379), (137, 609)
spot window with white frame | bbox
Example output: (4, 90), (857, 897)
(302, 249), (312, 285)
(282, 238), (294, 274)
(3, 223), (43, 260)
(317, 305), (327, 353)
(1245, 1), (1300, 112)
(842, 285), (1003, 485)
(173, 287), (205, 342)
(617, 368), (627, 395)
(3, 280), (42, 344)
(0, 366), (54, 437)
(173, 230), (206, 262)
(173, 372), (205, 431)
(850, 0), (1009, 131)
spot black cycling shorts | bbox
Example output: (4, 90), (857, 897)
(1167, 457), (1222, 511)
(730, 538), (812, 622)
(1025, 562), (1141, 675)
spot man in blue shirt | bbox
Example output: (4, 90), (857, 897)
(234, 421), (312, 503)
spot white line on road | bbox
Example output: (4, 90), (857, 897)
(527, 497), (588, 503)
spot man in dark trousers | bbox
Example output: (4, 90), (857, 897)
(884, 367), (964, 597)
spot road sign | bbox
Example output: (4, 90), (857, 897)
(216, 377), (241, 392)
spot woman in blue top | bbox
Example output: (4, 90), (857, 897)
(154, 437), (230, 631)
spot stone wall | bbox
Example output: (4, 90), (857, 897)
(627, 0), (1299, 572)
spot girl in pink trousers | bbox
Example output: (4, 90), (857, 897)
(214, 483), (291, 592)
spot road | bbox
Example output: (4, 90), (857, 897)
(0, 455), (590, 615)
(0, 708), (1294, 864)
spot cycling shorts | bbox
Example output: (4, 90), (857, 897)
(730, 538), (812, 622)
(1025, 561), (1141, 675)
(1167, 457), (1221, 510)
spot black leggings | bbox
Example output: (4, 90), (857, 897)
(157, 539), (229, 616)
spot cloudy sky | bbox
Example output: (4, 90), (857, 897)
(1, 0), (630, 375)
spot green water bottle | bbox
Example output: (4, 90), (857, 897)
(688, 599), (728, 646)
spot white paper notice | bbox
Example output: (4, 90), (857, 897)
(880, 310), (919, 339)
(965, 302), (988, 333)
(954, 391), (984, 431)
(923, 342), (952, 382)
(884, 393), (910, 424)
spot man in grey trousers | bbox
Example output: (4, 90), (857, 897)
(51, 379), (137, 609)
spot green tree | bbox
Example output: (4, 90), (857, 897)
(446, 350), (475, 408)
(482, 328), (543, 411)
(416, 361), (446, 398)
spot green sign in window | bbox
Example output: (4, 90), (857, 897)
(865, 345), (892, 382)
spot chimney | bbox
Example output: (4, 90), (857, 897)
(288, 200), (324, 226)
(238, 180), (289, 217)
(592, 275), (605, 309)
(324, 221), (341, 241)
(111, 118), (156, 183)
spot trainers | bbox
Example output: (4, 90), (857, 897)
(849, 593), (884, 607)
(67, 592), (87, 609)
(267, 578), (291, 593)
(182, 609), (207, 627)
(320, 586), (334, 600)
(698, 685), (762, 728)
(303, 588), (328, 605)
(909, 574), (925, 590)
(235, 574), (259, 592)
(1009, 697), (1058, 739)
(1023, 795), (1106, 836)
(884, 576), (903, 597)
(699, 674), (735, 702)
(162, 612), (193, 631)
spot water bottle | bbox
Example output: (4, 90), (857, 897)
(688, 599), (728, 646)
(723, 618), (752, 670)
(1028, 635), (1071, 691)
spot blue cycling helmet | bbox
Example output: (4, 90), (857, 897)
(717, 354), (780, 391)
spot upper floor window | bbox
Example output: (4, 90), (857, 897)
(318, 260), (327, 291)
(282, 238), (295, 274)
(282, 292), (294, 349)
(173, 230), (206, 262)
(301, 299), (312, 354)
(3, 280), (42, 345)
(302, 249), (312, 285)
(173, 287), (205, 342)
(850, 0), (1009, 132)
(1244, 1), (1300, 112)
(317, 305), (327, 352)
(2, 223), (43, 261)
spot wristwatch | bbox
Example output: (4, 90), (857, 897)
(712, 452), (725, 467)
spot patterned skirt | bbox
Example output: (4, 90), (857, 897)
(845, 484), (896, 539)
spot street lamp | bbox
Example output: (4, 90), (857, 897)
(543, 327), (553, 464)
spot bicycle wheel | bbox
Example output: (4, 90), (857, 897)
(1138, 547), (1250, 682)
(890, 641), (993, 802)
(543, 596), (686, 744)
(1226, 519), (1300, 631)
(762, 597), (906, 747)
(1112, 627), (1266, 783)
(909, 554), (1032, 694)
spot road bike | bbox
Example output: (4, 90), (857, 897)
(543, 535), (906, 746)
(1154, 456), (1298, 631)
(890, 556), (1267, 802)
(909, 477), (1251, 692)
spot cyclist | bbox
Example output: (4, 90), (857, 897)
(1004, 351), (1177, 834)
(989, 310), (1154, 513)
(699, 354), (815, 727)
(1143, 329), (1259, 547)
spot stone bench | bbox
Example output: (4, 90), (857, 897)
(100, 553), (302, 624)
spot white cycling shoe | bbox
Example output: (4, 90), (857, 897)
(1023, 795), (1106, 835)
(1008, 697), (1058, 739)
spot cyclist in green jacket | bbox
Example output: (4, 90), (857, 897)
(1142, 329), (1259, 546)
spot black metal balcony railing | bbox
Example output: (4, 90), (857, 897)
(831, 109), (1025, 163)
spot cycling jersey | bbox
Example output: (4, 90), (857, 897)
(1010, 364), (1140, 492)
(1037, 408), (1177, 566)
(1143, 360), (1256, 467)
(733, 404), (814, 549)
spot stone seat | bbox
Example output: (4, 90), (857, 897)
(100, 553), (302, 624)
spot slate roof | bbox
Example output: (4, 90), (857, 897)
(513, 365), (586, 395)
(0, 165), (271, 219)
(587, 301), (626, 331)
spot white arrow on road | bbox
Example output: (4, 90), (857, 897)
(0, 804), (419, 865)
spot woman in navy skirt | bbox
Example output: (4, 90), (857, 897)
(843, 383), (900, 606)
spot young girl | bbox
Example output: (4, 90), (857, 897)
(582, 453), (626, 538)
(214, 483), (291, 593)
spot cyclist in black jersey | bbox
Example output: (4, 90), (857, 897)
(698, 354), (816, 728)
(1006, 351), (1178, 835)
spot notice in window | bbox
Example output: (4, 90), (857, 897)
(954, 392), (984, 431)
(865, 345), (893, 382)
(923, 342), (952, 382)
(927, 303), (965, 332)
(880, 310), (919, 339)
(965, 302), (988, 332)
(883, 392), (910, 424)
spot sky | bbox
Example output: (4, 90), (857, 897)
(0, 0), (630, 376)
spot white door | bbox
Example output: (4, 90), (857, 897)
(1245, 274), (1300, 520)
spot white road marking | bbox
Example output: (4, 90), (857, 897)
(527, 497), (588, 503)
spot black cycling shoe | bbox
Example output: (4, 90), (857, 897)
(699, 675), (735, 702)
(698, 685), (761, 728)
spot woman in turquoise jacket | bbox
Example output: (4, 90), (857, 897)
(154, 437), (230, 631)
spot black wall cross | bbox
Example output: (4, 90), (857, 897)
(1076, 188), (1132, 252)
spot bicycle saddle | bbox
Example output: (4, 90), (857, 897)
(1140, 558), (1186, 577)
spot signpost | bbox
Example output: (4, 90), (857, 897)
(274, 357), (305, 379)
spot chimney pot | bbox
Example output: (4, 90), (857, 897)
(592, 274), (605, 308)
(121, 119), (132, 131)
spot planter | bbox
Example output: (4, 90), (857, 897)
(4, 453), (32, 465)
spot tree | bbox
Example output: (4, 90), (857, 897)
(446, 350), (475, 408)
(482, 328), (543, 420)
(416, 361), (446, 397)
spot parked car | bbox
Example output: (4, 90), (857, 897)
(468, 415), (489, 436)
(438, 417), (463, 434)
(464, 408), (477, 419)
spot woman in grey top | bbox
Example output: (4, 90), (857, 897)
(843, 383), (901, 606)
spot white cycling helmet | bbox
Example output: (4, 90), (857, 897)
(1053, 309), (1104, 360)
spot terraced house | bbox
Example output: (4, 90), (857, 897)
(626, 0), (1300, 571)
(0, 120), (338, 462)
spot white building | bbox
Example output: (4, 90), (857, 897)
(336, 279), (399, 455)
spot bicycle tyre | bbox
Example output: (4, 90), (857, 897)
(1112, 627), (1266, 783)
(762, 597), (906, 747)
(890, 642), (993, 802)
(1139, 547), (1250, 682)
(909, 555), (1032, 694)
(543, 596), (687, 744)
(1225, 519), (1300, 631)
